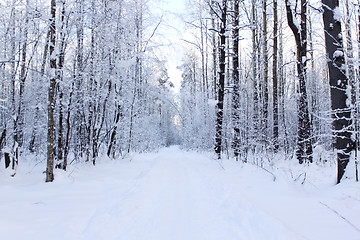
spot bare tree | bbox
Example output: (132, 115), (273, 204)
(215, 0), (227, 159)
(272, 0), (279, 151)
(322, 0), (353, 183)
(262, 0), (268, 135)
(285, 0), (313, 164)
(232, 0), (240, 159)
(46, 0), (57, 182)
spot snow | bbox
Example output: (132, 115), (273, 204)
(208, 98), (218, 107)
(333, 7), (342, 22)
(333, 50), (344, 59)
(0, 146), (359, 240)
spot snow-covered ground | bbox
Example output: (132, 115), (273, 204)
(0, 146), (359, 240)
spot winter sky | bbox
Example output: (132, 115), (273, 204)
(153, 0), (187, 92)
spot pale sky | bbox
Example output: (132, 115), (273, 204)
(153, 0), (188, 93)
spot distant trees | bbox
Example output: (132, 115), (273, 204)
(1, 0), (360, 183)
(0, 0), (176, 181)
(178, 0), (358, 182)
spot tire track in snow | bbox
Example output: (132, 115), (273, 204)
(82, 147), (302, 240)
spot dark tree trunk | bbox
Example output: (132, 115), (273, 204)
(4, 152), (10, 169)
(107, 104), (122, 158)
(262, 0), (268, 135)
(0, 128), (6, 151)
(285, 0), (313, 164)
(232, 0), (240, 158)
(322, 0), (353, 183)
(272, 0), (279, 151)
(252, 0), (259, 143)
(215, 0), (227, 159)
(1, 129), (7, 167)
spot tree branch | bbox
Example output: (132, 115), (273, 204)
(285, 0), (300, 45)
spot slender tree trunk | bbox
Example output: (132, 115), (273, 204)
(200, 8), (206, 95)
(63, 82), (74, 171)
(252, 0), (259, 145)
(285, 0), (313, 164)
(272, 0), (279, 151)
(322, 0), (353, 183)
(345, 0), (355, 87)
(17, 0), (30, 148)
(308, 8), (319, 143)
(94, 79), (112, 164)
(356, 0), (360, 182)
(87, 2), (96, 163)
(278, 15), (289, 153)
(0, 129), (6, 154)
(344, 0), (358, 180)
(29, 9), (51, 153)
(262, 0), (268, 135)
(57, 0), (67, 170)
(215, 0), (227, 159)
(75, 0), (85, 157)
(107, 104), (121, 158)
(232, 0), (240, 158)
(46, 0), (57, 182)
(10, 4), (18, 170)
(211, 10), (217, 100)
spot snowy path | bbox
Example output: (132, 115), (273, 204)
(0, 146), (359, 240)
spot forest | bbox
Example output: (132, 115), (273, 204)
(0, 0), (359, 184)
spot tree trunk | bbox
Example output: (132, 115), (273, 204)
(10, 3), (18, 170)
(75, 0), (85, 158)
(17, 0), (30, 148)
(211, 8), (217, 100)
(46, 0), (57, 182)
(107, 104), (121, 158)
(285, 0), (313, 164)
(322, 0), (353, 183)
(262, 0), (268, 136)
(57, 0), (67, 170)
(215, 0), (227, 159)
(272, 0), (279, 151)
(63, 82), (74, 171)
(278, 13), (289, 153)
(232, 0), (240, 158)
(0, 129), (6, 152)
(308, 8), (319, 143)
(252, 0), (259, 145)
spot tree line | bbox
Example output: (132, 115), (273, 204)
(0, 0), (177, 182)
(0, 0), (358, 184)
(179, 0), (358, 183)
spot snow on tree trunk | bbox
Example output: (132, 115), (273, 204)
(322, 0), (353, 183)
(46, 0), (56, 182)
(215, 0), (227, 159)
(285, 0), (313, 164)
(232, 0), (240, 159)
